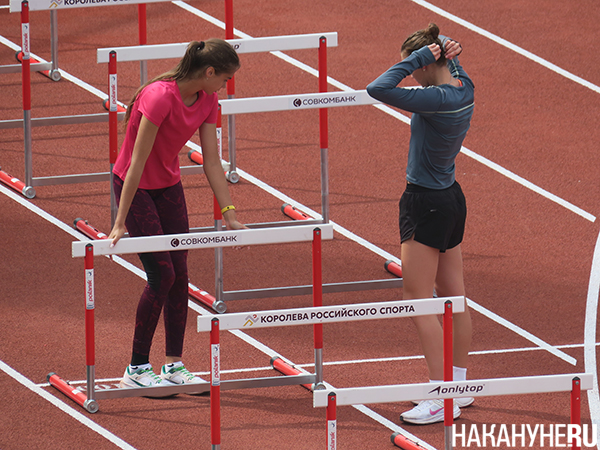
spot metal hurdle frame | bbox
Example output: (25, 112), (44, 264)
(315, 374), (593, 450)
(195, 295), (465, 449)
(48, 223), (333, 413)
(1, 0), (177, 197)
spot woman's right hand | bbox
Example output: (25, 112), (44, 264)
(107, 223), (127, 248)
(427, 43), (442, 61)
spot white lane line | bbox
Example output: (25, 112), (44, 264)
(2, 0), (595, 438)
(0, 0), (565, 378)
(50, 341), (599, 387)
(410, 0), (600, 95)
(0, 359), (138, 450)
(585, 228), (600, 446)
(467, 298), (576, 366)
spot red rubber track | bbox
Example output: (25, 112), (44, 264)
(1, 0), (599, 449)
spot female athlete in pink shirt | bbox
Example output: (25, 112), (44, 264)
(108, 39), (244, 391)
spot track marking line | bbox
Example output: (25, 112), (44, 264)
(0, 358), (138, 450)
(40, 341), (599, 388)
(1, 1), (597, 442)
(410, 0), (600, 95)
(585, 228), (600, 444)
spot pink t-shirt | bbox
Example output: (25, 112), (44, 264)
(113, 80), (218, 189)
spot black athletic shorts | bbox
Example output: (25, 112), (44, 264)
(399, 181), (466, 252)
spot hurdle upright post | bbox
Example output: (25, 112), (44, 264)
(443, 299), (454, 450)
(21, 0), (34, 195)
(210, 318), (221, 450)
(214, 104), (226, 309)
(571, 376), (581, 450)
(318, 36), (329, 223)
(137, 4), (148, 83)
(84, 244), (98, 410)
(224, 0), (239, 183)
(326, 392), (337, 449)
(108, 51), (118, 226)
(313, 227), (324, 388)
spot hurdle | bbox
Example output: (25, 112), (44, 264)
(314, 374), (593, 450)
(71, 217), (227, 313)
(49, 223), (333, 413)
(196, 295), (464, 449)
(192, 91), (404, 309)
(1, 0), (176, 197)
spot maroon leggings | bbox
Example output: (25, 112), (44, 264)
(113, 176), (189, 361)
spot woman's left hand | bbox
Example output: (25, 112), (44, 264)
(225, 219), (247, 230)
(445, 40), (463, 60)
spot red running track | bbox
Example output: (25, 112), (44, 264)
(1, 0), (599, 449)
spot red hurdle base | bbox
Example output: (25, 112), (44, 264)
(188, 149), (204, 165)
(101, 99), (126, 113)
(391, 432), (423, 449)
(270, 356), (313, 391)
(73, 218), (108, 240)
(0, 168), (35, 198)
(47, 372), (98, 413)
(385, 260), (403, 278)
(15, 50), (51, 79)
(189, 284), (227, 314)
(281, 203), (312, 221)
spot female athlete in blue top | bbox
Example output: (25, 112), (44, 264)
(367, 23), (474, 425)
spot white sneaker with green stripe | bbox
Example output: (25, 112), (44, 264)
(120, 364), (162, 389)
(160, 362), (205, 394)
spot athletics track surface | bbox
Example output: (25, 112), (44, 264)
(1, 0), (599, 448)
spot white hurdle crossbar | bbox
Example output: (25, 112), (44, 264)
(72, 223), (334, 257)
(315, 373), (592, 450)
(313, 373), (593, 407)
(10, 0), (168, 11)
(219, 90), (378, 115)
(97, 33), (338, 63)
(197, 296), (464, 332)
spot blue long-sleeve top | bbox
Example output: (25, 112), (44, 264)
(366, 40), (474, 189)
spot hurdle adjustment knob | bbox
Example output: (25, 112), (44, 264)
(84, 399), (99, 414)
(226, 170), (240, 184)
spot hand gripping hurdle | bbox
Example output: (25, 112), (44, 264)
(197, 296), (465, 449)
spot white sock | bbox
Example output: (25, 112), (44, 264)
(166, 361), (183, 368)
(453, 366), (467, 381)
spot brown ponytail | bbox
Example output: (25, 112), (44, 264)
(401, 23), (446, 65)
(123, 38), (240, 125)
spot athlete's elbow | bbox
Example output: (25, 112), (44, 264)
(366, 83), (383, 100)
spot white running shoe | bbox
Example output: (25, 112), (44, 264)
(120, 365), (162, 389)
(160, 363), (205, 394)
(412, 397), (474, 408)
(400, 399), (461, 425)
